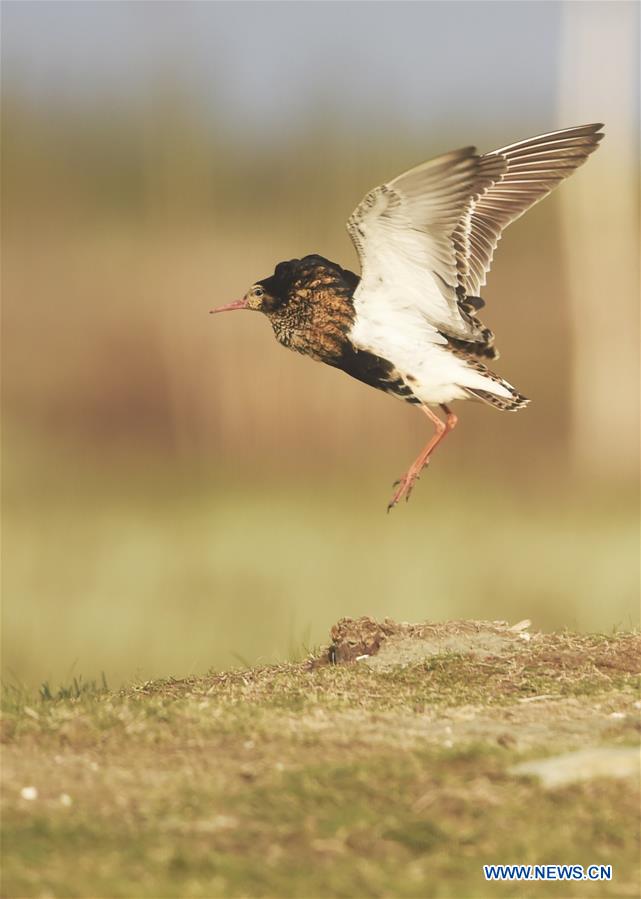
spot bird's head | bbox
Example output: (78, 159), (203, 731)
(210, 256), (357, 353)
(209, 283), (276, 315)
(210, 262), (295, 318)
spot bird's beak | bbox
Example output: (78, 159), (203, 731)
(209, 298), (248, 314)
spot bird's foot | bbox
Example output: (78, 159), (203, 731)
(387, 467), (423, 512)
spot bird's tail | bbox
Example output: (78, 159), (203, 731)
(465, 384), (530, 412)
(453, 348), (529, 412)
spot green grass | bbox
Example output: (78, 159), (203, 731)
(2, 629), (640, 897)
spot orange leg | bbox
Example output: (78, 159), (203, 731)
(387, 404), (458, 512)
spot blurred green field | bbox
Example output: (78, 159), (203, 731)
(3, 437), (638, 690)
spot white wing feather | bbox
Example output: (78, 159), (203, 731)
(347, 147), (503, 340)
(346, 124), (604, 349)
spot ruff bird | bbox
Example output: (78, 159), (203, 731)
(212, 124), (604, 510)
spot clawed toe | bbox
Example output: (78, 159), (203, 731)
(387, 477), (414, 512)
(387, 463), (430, 511)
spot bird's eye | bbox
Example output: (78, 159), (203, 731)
(253, 286), (264, 297)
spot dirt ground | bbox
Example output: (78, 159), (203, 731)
(2, 618), (640, 898)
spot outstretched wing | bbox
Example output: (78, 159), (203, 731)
(346, 124), (604, 343)
(459, 123), (605, 297)
(347, 146), (503, 340)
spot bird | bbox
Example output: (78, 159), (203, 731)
(211, 123), (604, 510)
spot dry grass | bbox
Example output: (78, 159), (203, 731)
(2, 620), (640, 898)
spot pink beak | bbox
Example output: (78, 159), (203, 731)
(209, 298), (248, 314)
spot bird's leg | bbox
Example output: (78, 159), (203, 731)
(387, 404), (458, 511)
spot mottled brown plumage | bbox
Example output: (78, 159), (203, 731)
(261, 257), (357, 365)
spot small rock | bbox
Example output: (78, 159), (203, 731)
(211, 815), (237, 830)
(518, 694), (556, 704)
(510, 747), (640, 789)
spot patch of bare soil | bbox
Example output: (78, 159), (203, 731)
(325, 615), (641, 674)
(327, 615), (531, 668)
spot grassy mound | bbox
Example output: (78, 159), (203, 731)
(2, 620), (640, 897)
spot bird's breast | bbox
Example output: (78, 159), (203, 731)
(270, 282), (357, 366)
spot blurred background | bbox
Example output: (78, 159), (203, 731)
(2, 1), (639, 689)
